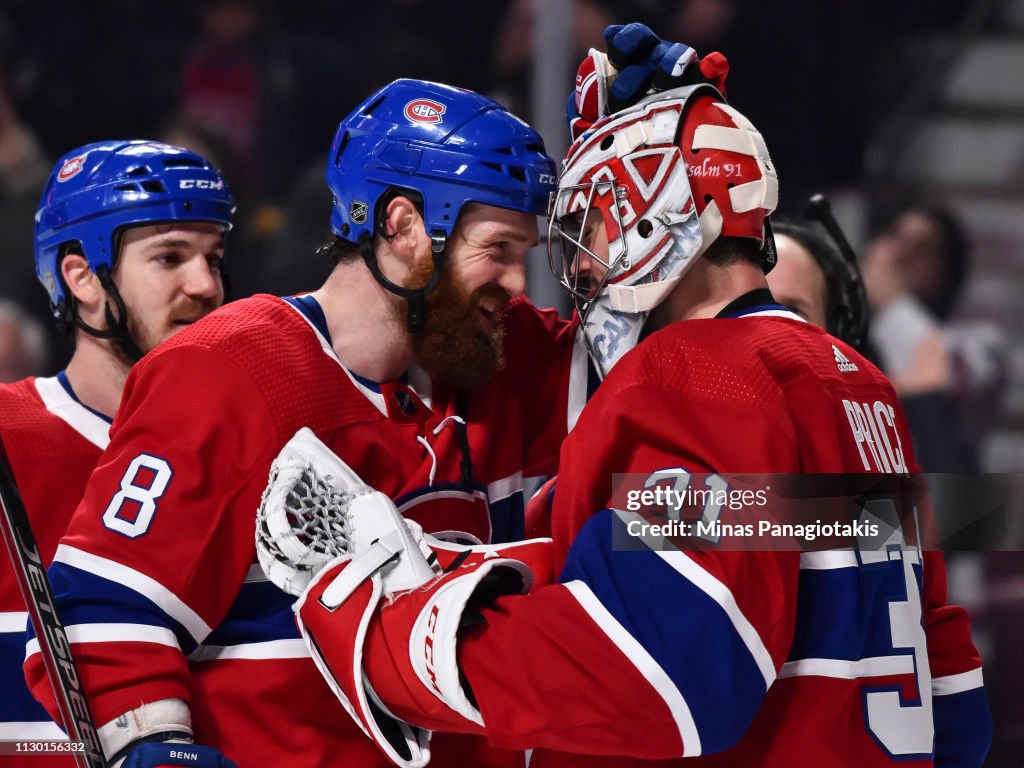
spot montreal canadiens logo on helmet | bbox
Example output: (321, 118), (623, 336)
(404, 99), (446, 124)
(57, 154), (87, 183)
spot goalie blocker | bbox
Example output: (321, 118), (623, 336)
(256, 428), (557, 768)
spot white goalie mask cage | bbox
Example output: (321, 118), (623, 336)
(548, 84), (778, 378)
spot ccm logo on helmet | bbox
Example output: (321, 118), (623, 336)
(405, 99), (446, 124)
(179, 179), (225, 190)
(57, 155), (87, 183)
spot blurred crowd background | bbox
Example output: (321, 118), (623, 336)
(1, 0), (1022, 762)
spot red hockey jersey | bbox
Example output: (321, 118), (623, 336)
(393, 310), (988, 767)
(1, 375), (110, 766)
(25, 294), (582, 768)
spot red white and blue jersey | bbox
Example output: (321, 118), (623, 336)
(1, 375), (110, 766)
(25, 294), (582, 768)
(454, 307), (990, 767)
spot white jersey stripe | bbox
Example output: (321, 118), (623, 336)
(0, 721), (68, 739)
(799, 550), (858, 570)
(189, 639), (310, 662)
(488, 471), (524, 503)
(779, 655), (914, 680)
(0, 611), (29, 633)
(25, 622), (180, 660)
(53, 545), (212, 643)
(563, 580), (700, 757)
(34, 376), (110, 449)
(739, 308), (806, 322)
(799, 549), (920, 570)
(933, 667), (984, 696)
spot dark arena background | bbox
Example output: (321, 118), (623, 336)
(1, 0), (1022, 763)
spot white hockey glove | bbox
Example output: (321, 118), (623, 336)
(256, 428), (552, 768)
(256, 427), (439, 597)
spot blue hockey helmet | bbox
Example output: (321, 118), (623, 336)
(34, 140), (236, 318)
(326, 79), (556, 244)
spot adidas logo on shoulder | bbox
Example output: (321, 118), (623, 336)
(833, 344), (859, 373)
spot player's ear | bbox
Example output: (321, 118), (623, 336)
(60, 251), (103, 309)
(379, 196), (428, 266)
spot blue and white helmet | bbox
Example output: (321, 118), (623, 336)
(35, 140), (235, 318)
(327, 79), (556, 244)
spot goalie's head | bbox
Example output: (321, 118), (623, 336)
(548, 84), (778, 377)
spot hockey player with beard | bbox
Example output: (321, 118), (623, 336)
(256, 26), (991, 768)
(26, 82), (585, 767)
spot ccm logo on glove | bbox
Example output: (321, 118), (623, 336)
(423, 604), (441, 695)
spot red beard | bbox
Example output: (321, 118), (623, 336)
(404, 261), (510, 390)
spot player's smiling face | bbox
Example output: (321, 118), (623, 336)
(445, 202), (537, 320)
(112, 222), (226, 354)
(410, 203), (538, 389)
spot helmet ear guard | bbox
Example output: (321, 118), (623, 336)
(326, 79), (557, 333)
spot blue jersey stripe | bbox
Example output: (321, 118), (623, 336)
(788, 559), (924, 663)
(282, 295), (332, 347)
(203, 581), (300, 647)
(26, 563), (198, 654)
(933, 687), (992, 765)
(56, 369), (113, 423)
(560, 510), (767, 753)
(0, 630), (53, 723)
(724, 302), (792, 317)
(489, 491), (525, 544)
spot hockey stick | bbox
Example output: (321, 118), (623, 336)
(0, 438), (106, 768)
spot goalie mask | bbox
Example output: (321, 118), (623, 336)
(548, 84), (778, 378)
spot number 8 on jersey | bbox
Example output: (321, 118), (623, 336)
(102, 453), (174, 538)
